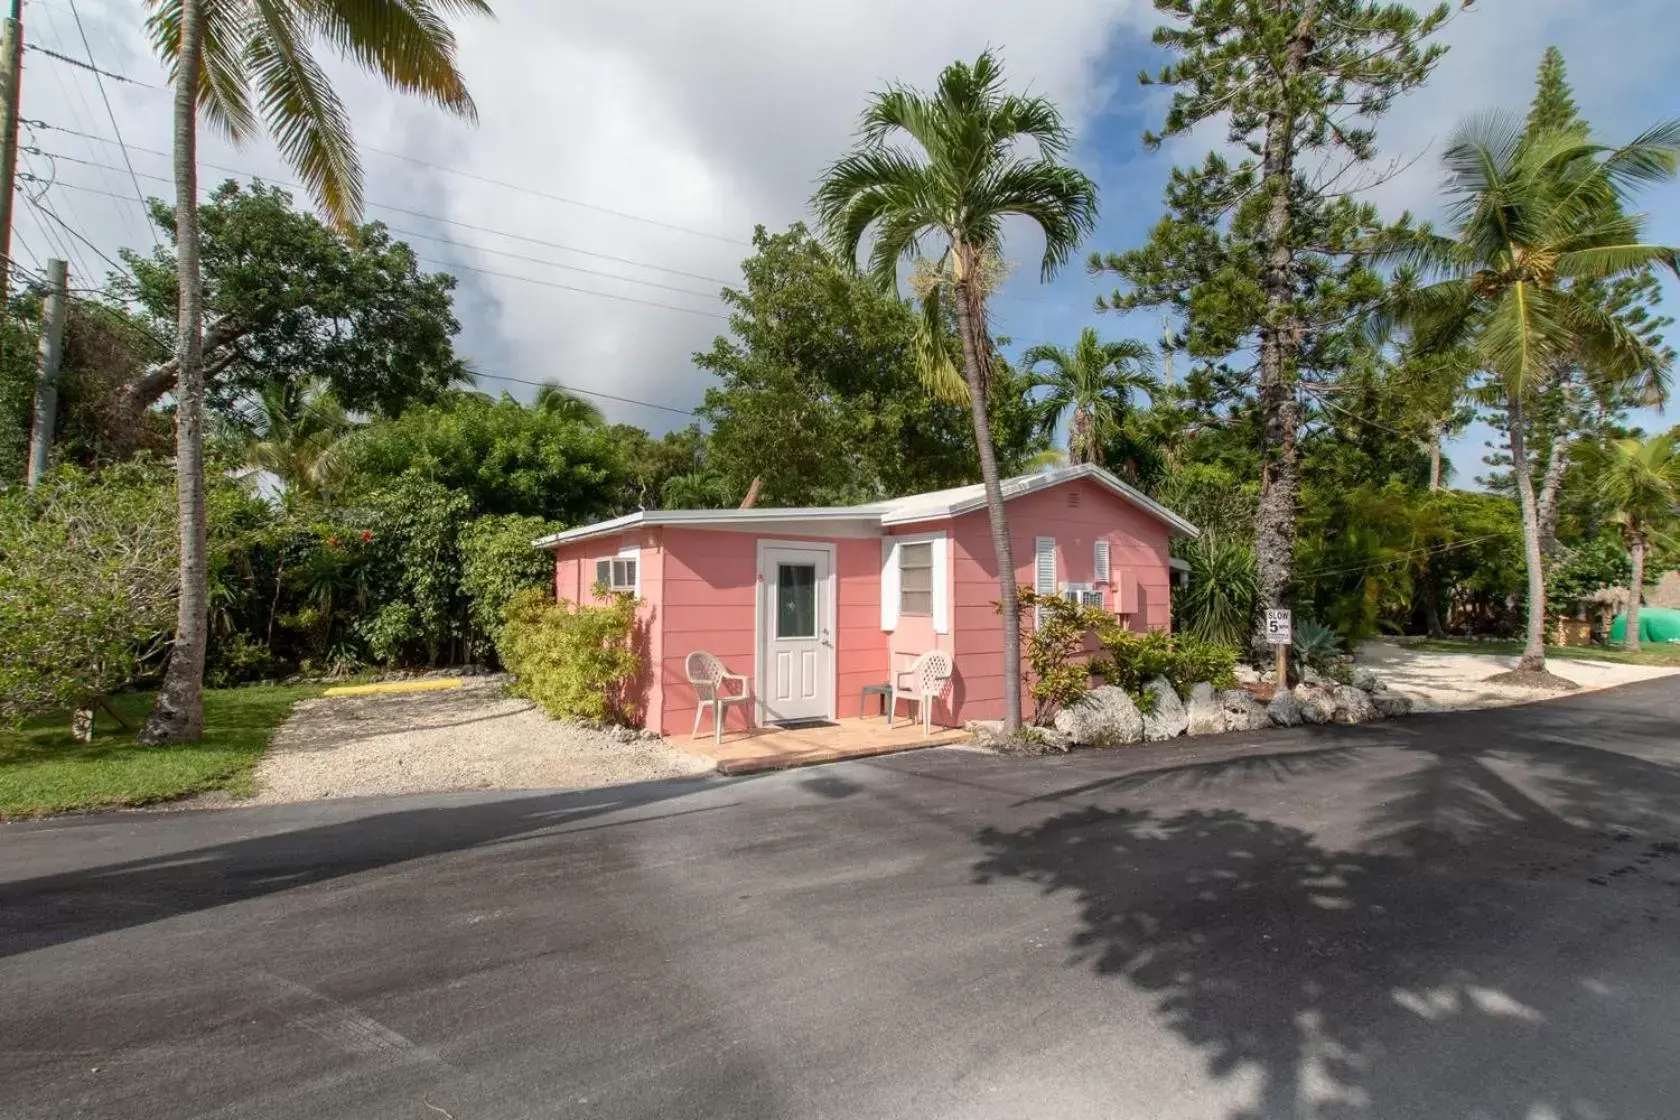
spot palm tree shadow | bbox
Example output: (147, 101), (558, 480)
(973, 768), (1680, 1118)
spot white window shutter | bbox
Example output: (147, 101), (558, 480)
(931, 535), (949, 634)
(1034, 537), (1056, 595)
(1094, 539), (1111, 584)
(881, 539), (900, 631)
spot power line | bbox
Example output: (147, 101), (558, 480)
(468, 369), (700, 417)
(408, 254), (728, 319)
(59, 0), (161, 249)
(22, 42), (150, 87)
(30, 133), (745, 285)
(24, 191), (130, 279)
(358, 144), (753, 248)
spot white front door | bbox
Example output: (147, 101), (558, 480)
(759, 545), (834, 723)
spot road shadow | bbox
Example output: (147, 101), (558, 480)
(0, 775), (725, 959)
(972, 700), (1680, 1119)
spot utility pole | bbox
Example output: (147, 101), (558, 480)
(0, 0), (21, 302)
(25, 256), (64, 487)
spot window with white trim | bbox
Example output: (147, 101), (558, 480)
(899, 541), (934, 616)
(593, 548), (639, 593)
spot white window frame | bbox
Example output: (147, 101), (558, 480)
(881, 531), (948, 634)
(594, 544), (641, 595)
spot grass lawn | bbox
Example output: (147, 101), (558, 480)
(0, 684), (322, 820)
(1402, 637), (1680, 667)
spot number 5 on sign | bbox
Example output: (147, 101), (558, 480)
(1264, 609), (1292, 645)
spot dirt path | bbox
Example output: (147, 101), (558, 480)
(253, 677), (712, 803)
(1353, 640), (1680, 712)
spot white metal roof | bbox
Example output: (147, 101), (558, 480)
(532, 464), (1198, 548)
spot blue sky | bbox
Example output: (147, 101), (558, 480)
(979, 4), (1680, 488)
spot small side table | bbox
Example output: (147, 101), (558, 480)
(860, 683), (892, 718)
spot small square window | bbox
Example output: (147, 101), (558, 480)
(899, 541), (933, 616)
(595, 554), (637, 592)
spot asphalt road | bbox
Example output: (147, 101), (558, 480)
(5, 682), (1680, 1120)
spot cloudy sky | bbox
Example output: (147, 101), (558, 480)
(15, 0), (1680, 484)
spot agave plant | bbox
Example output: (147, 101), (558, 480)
(1290, 618), (1342, 676)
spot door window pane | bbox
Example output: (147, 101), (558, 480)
(776, 563), (817, 638)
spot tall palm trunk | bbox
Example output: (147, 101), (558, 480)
(1427, 420), (1443, 492)
(141, 0), (208, 744)
(1625, 528), (1646, 652)
(952, 250), (1020, 732)
(1068, 405), (1095, 466)
(1536, 428), (1570, 561)
(1251, 0), (1315, 638)
(1506, 390), (1547, 672)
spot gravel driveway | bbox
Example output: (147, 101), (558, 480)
(1354, 639), (1680, 711)
(253, 677), (713, 803)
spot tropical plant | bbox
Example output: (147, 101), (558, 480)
(1023, 328), (1160, 465)
(1290, 618), (1341, 677)
(1095, 629), (1239, 701)
(1010, 589), (1113, 726)
(140, 0), (491, 743)
(235, 378), (355, 500)
(458, 513), (560, 659)
(498, 587), (643, 725)
(1093, 0), (1454, 634)
(0, 460), (177, 731)
(1389, 114), (1680, 672)
(814, 50), (1098, 731)
(1173, 536), (1259, 647)
(533, 384), (605, 426)
(1585, 433), (1680, 650)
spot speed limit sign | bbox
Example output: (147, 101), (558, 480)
(1264, 609), (1292, 645)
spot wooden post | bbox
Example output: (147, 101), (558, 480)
(1275, 641), (1289, 691)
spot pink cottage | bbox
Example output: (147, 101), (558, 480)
(535, 464), (1198, 737)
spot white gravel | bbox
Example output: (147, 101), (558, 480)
(253, 677), (713, 803)
(1353, 639), (1680, 713)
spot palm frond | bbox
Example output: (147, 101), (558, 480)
(974, 160), (1098, 280)
(1554, 242), (1680, 281)
(911, 285), (968, 405)
(146, 0), (260, 142)
(303, 0), (484, 120)
(249, 0), (362, 228)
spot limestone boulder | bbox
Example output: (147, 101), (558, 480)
(1372, 693), (1414, 718)
(1331, 684), (1377, 724)
(1053, 686), (1145, 748)
(1351, 666), (1381, 693)
(1142, 677), (1188, 741)
(1267, 689), (1303, 727)
(1221, 689), (1272, 732)
(1185, 682), (1225, 736)
(1295, 683), (1337, 725)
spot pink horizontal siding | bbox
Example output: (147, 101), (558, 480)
(951, 477), (1174, 723)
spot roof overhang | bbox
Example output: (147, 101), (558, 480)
(532, 506), (888, 549)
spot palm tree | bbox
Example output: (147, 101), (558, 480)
(140, 0), (491, 743)
(533, 383), (606, 426)
(1588, 433), (1680, 651)
(814, 51), (1097, 733)
(239, 379), (356, 501)
(1390, 115), (1680, 674)
(1023, 328), (1160, 466)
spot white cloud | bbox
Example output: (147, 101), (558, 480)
(15, 0), (1679, 454)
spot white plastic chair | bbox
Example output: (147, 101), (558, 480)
(890, 650), (953, 736)
(686, 651), (751, 744)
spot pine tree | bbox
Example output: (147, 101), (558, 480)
(1091, 0), (1454, 631)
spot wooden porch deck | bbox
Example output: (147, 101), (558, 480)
(673, 715), (971, 775)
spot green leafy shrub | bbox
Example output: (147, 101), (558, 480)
(1173, 536), (1259, 647)
(1010, 588), (1113, 725)
(1291, 617), (1341, 675)
(458, 513), (559, 659)
(1546, 536), (1631, 616)
(497, 587), (643, 724)
(0, 460), (177, 726)
(1095, 629), (1239, 701)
